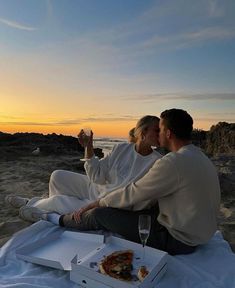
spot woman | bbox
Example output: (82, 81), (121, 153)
(6, 115), (162, 221)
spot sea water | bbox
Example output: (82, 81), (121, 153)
(93, 138), (126, 156)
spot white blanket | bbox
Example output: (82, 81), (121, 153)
(0, 221), (234, 288)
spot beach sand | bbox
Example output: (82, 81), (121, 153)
(0, 153), (84, 247)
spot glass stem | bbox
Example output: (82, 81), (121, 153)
(142, 245), (145, 262)
(84, 146), (88, 159)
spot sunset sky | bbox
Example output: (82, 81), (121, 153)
(0, 0), (235, 138)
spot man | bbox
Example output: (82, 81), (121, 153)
(32, 109), (222, 255)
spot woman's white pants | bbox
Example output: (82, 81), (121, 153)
(27, 170), (99, 214)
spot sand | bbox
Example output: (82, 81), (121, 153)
(0, 153), (84, 247)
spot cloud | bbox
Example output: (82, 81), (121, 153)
(0, 17), (37, 31)
(0, 122), (52, 126)
(126, 92), (235, 102)
(0, 115), (139, 127)
(139, 27), (235, 52)
(57, 115), (139, 125)
(208, 0), (225, 18)
(196, 117), (235, 122)
(196, 112), (235, 123)
(88, 0), (235, 58)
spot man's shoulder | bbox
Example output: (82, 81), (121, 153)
(161, 144), (211, 167)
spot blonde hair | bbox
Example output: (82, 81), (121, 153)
(128, 127), (136, 143)
(134, 115), (159, 140)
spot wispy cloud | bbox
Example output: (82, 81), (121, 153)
(0, 115), (139, 127)
(0, 17), (37, 31)
(0, 122), (52, 126)
(208, 0), (225, 18)
(196, 117), (235, 123)
(55, 115), (139, 125)
(87, 0), (235, 59)
(126, 92), (235, 102)
(139, 27), (235, 52)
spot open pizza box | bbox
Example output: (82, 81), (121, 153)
(16, 230), (104, 271)
(70, 235), (168, 288)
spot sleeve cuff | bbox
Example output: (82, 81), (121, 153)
(99, 198), (108, 207)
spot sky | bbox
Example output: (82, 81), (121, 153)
(0, 0), (235, 138)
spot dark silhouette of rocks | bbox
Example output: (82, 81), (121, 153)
(192, 122), (235, 156)
(205, 122), (235, 156)
(0, 132), (104, 159)
(192, 122), (235, 251)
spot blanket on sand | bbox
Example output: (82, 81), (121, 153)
(0, 221), (234, 287)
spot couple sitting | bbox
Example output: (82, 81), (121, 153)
(6, 109), (221, 256)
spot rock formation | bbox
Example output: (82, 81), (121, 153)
(205, 122), (235, 156)
(192, 122), (235, 250)
(0, 132), (104, 159)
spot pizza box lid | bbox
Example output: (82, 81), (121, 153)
(70, 235), (168, 288)
(16, 230), (104, 271)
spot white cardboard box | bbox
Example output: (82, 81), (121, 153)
(70, 236), (168, 288)
(16, 230), (104, 271)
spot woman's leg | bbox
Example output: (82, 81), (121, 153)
(19, 170), (98, 216)
(28, 195), (92, 214)
(49, 170), (94, 198)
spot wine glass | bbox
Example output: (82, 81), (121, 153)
(138, 214), (151, 262)
(79, 127), (91, 161)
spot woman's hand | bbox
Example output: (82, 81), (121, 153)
(72, 200), (100, 224)
(78, 129), (94, 159)
(78, 129), (93, 147)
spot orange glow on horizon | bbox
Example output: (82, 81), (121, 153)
(0, 120), (138, 138)
(0, 118), (223, 139)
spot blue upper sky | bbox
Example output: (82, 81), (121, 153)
(0, 0), (234, 136)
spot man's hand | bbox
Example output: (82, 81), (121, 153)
(72, 200), (100, 224)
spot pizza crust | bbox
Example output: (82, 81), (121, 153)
(137, 265), (149, 282)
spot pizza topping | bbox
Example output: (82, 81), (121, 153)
(99, 250), (133, 281)
(137, 265), (149, 281)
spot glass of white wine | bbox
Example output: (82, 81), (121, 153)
(79, 127), (92, 161)
(138, 214), (151, 262)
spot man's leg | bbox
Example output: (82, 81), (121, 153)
(59, 208), (103, 230)
(91, 206), (164, 247)
(91, 207), (197, 255)
(59, 206), (161, 245)
(59, 206), (197, 255)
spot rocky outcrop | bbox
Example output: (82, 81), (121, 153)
(184, 123), (235, 250)
(0, 132), (104, 158)
(205, 122), (235, 156)
(212, 154), (235, 250)
(192, 122), (235, 156)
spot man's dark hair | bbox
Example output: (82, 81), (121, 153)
(160, 109), (193, 140)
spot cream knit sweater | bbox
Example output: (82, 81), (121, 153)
(99, 144), (221, 246)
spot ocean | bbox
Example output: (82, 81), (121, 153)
(93, 138), (127, 156)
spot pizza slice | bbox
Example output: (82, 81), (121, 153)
(99, 250), (133, 281)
